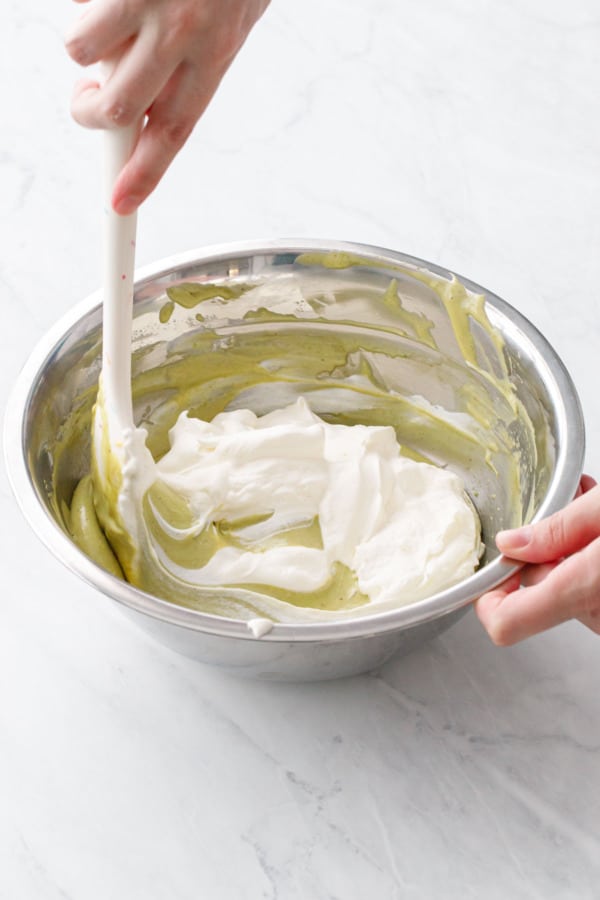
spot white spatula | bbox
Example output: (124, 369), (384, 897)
(91, 77), (153, 580)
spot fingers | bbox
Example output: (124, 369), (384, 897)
(476, 473), (600, 645)
(474, 571), (521, 625)
(519, 561), (559, 587)
(67, 2), (222, 133)
(65, 0), (140, 68)
(66, 0), (271, 211)
(111, 59), (227, 213)
(71, 26), (178, 129)
(495, 482), (600, 563)
(475, 536), (600, 645)
(580, 473), (597, 493)
(574, 473), (596, 498)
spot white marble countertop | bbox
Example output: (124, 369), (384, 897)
(2, 1), (600, 897)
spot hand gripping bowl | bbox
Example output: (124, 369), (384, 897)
(4, 240), (584, 681)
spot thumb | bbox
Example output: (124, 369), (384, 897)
(496, 483), (600, 564)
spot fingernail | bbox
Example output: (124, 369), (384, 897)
(113, 194), (140, 216)
(497, 525), (532, 550)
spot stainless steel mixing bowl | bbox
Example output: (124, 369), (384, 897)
(4, 240), (585, 680)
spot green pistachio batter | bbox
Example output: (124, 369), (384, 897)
(55, 253), (545, 620)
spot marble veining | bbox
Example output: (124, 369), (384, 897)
(2, 0), (600, 897)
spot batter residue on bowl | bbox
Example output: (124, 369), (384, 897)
(59, 255), (541, 624)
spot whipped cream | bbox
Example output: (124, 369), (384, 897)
(112, 397), (482, 620)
